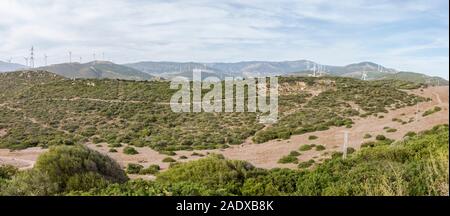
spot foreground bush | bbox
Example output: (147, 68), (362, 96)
(1, 145), (127, 195)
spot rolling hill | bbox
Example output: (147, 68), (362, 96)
(379, 71), (449, 86)
(126, 60), (398, 79)
(36, 61), (154, 80)
(0, 60), (26, 72)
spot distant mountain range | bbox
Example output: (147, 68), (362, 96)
(0, 60), (26, 72)
(125, 60), (398, 79)
(0, 59), (447, 84)
(126, 60), (448, 85)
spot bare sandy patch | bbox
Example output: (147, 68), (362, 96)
(0, 129), (7, 138)
(0, 147), (47, 170)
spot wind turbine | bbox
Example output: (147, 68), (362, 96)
(361, 69), (368, 81)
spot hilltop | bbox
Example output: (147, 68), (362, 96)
(380, 71), (449, 85)
(36, 61), (154, 81)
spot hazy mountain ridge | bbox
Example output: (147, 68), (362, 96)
(126, 60), (398, 78)
(0, 60), (26, 72)
(36, 61), (154, 80)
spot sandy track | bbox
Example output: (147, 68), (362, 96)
(1, 86), (448, 172)
(0, 147), (45, 170)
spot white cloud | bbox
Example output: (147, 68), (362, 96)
(0, 0), (448, 78)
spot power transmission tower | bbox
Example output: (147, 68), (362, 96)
(79, 57), (82, 63)
(30, 46), (34, 68)
(69, 51), (72, 63)
(342, 131), (349, 159)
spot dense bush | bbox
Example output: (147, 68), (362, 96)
(123, 146), (139, 155)
(299, 144), (313, 151)
(376, 135), (386, 141)
(315, 145), (326, 151)
(423, 106), (442, 117)
(298, 159), (315, 168)
(0, 165), (18, 179)
(139, 165), (160, 175)
(278, 155), (298, 164)
(1, 145), (127, 195)
(126, 163), (144, 174)
(162, 157), (176, 163)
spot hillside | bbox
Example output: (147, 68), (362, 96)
(0, 61), (26, 72)
(0, 70), (448, 196)
(37, 61), (154, 80)
(379, 71), (449, 86)
(0, 70), (65, 102)
(0, 71), (427, 152)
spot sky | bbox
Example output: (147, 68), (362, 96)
(0, 0), (448, 78)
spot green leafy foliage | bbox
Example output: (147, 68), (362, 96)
(1, 145), (127, 195)
(423, 106), (442, 117)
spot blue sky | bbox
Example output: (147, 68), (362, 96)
(0, 0), (448, 78)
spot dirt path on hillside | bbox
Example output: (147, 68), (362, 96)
(1, 86), (448, 173)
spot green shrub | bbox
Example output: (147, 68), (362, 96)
(347, 147), (356, 154)
(315, 145), (326, 151)
(108, 143), (122, 148)
(123, 146), (139, 155)
(159, 150), (176, 156)
(191, 152), (204, 157)
(376, 135), (386, 141)
(278, 155), (298, 164)
(404, 131), (417, 138)
(2, 145), (128, 195)
(363, 134), (372, 139)
(162, 157), (176, 163)
(139, 165), (160, 175)
(289, 151), (300, 156)
(298, 159), (315, 168)
(179, 155), (188, 160)
(386, 128), (397, 133)
(126, 163), (144, 174)
(422, 106), (442, 117)
(308, 135), (318, 140)
(299, 144), (313, 151)
(0, 165), (18, 179)
(109, 148), (117, 153)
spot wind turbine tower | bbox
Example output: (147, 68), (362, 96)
(30, 46), (34, 68)
(361, 69), (368, 81)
